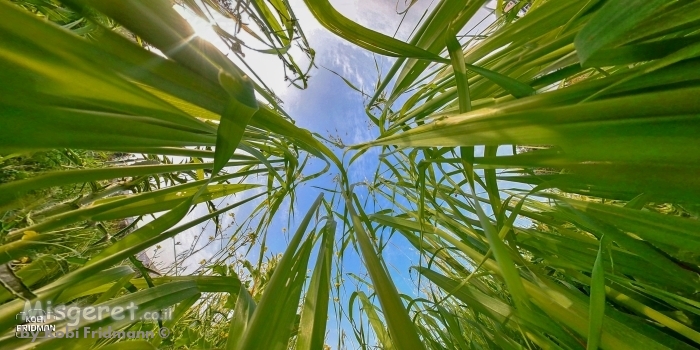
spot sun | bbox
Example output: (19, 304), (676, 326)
(173, 4), (218, 44)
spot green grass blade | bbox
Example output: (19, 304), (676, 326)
(296, 220), (336, 350)
(346, 193), (425, 350)
(301, 0), (448, 63)
(236, 194), (323, 349)
(227, 286), (256, 350)
(215, 72), (259, 174)
(587, 237), (607, 350)
(575, 0), (669, 63)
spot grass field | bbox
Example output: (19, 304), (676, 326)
(2, 0), (700, 349)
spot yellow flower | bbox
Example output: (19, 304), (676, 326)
(21, 231), (38, 240)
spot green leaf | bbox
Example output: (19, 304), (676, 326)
(464, 63), (536, 98)
(445, 27), (472, 113)
(296, 220), (336, 350)
(355, 291), (394, 350)
(587, 237), (607, 350)
(301, 0), (448, 63)
(235, 194), (323, 350)
(346, 193), (425, 350)
(215, 72), (259, 174)
(575, 0), (669, 63)
(227, 286), (256, 350)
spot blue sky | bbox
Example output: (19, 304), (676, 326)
(166, 0), (470, 274)
(151, 1), (504, 346)
(254, 0), (503, 291)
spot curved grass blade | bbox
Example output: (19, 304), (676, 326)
(345, 192), (425, 350)
(301, 0), (448, 63)
(215, 72), (259, 175)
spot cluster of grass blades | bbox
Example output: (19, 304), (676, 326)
(2, 0), (700, 349)
(342, 0), (700, 349)
(1, 0), (339, 348)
